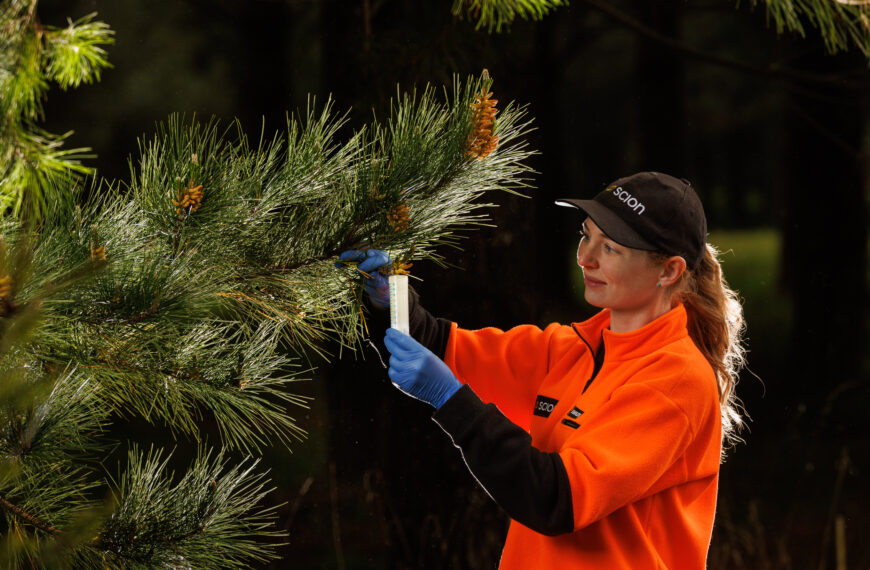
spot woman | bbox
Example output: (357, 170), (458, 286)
(339, 171), (746, 569)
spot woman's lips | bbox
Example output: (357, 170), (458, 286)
(584, 276), (606, 287)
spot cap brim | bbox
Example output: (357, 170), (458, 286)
(555, 198), (658, 251)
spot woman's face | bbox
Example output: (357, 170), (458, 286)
(576, 218), (665, 326)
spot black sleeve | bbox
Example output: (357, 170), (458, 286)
(432, 385), (575, 536)
(408, 287), (452, 358)
(366, 288), (452, 352)
(362, 286), (453, 362)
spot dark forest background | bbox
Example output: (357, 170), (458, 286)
(36, 0), (869, 568)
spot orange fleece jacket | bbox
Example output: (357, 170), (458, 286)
(439, 304), (722, 569)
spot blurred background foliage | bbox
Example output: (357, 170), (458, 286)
(27, 0), (870, 568)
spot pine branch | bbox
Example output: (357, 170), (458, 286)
(90, 446), (283, 569)
(3, 71), (533, 451)
(451, 0), (568, 32)
(0, 368), (110, 544)
(581, 0), (870, 89)
(0, 494), (61, 536)
(0, 126), (93, 217)
(450, 0), (870, 59)
(43, 13), (114, 89)
(752, 0), (870, 58)
(0, 5), (112, 219)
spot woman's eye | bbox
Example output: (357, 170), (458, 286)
(604, 243), (616, 253)
(578, 230), (587, 240)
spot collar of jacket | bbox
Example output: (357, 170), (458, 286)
(571, 303), (690, 362)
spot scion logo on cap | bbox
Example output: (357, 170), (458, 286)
(606, 184), (646, 215)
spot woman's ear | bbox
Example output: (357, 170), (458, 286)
(659, 256), (687, 288)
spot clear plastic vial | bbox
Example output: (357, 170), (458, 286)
(388, 274), (409, 334)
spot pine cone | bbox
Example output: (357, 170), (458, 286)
(0, 275), (12, 299)
(391, 259), (413, 275)
(172, 181), (204, 216)
(387, 203), (410, 232)
(91, 245), (107, 261)
(466, 90), (499, 160)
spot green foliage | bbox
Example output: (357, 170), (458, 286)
(0, 230), (109, 568)
(452, 0), (870, 59)
(90, 447), (282, 569)
(451, 0), (568, 32)
(0, 127), (94, 216)
(708, 229), (792, 355)
(0, 72), (535, 567)
(43, 14), (113, 90)
(0, 2), (113, 218)
(751, 0), (870, 58)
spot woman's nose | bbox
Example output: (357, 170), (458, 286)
(577, 241), (595, 268)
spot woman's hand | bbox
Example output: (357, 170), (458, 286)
(335, 249), (391, 308)
(384, 328), (462, 409)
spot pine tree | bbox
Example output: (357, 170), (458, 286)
(0, 5), (536, 566)
(0, 18), (535, 563)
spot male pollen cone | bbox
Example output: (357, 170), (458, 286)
(466, 90), (499, 160)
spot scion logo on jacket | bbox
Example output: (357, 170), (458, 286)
(533, 395), (558, 418)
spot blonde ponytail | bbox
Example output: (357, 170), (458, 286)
(678, 243), (747, 453)
(651, 243), (748, 453)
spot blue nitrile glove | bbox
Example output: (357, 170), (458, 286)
(383, 328), (462, 409)
(335, 249), (391, 308)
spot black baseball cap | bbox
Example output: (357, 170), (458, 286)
(555, 172), (707, 269)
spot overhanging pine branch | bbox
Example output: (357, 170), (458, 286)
(580, 0), (870, 90)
